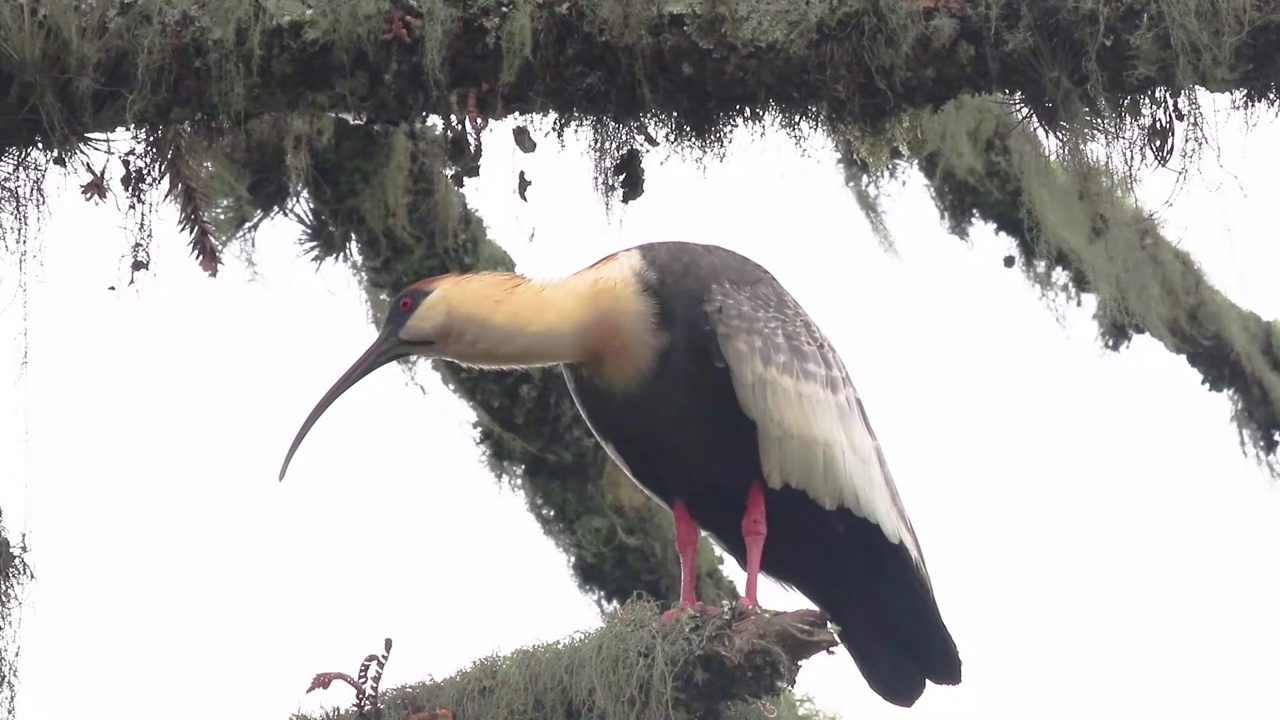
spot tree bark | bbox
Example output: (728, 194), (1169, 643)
(298, 603), (837, 720)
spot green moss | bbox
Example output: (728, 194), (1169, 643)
(292, 601), (832, 720)
(828, 88), (1278, 472)
(0, 0), (1274, 253)
(2, 0), (1277, 210)
(866, 94), (1280, 471)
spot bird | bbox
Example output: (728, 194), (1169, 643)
(279, 240), (962, 707)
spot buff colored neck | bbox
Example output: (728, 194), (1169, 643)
(435, 261), (664, 387)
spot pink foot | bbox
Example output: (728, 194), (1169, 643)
(737, 481), (767, 620)
(660, 601), (702, 625)
(662, 501), (720, 626)
(734, 597), (762, 620)
(660, 601), (720, 625)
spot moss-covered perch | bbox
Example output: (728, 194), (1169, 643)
(293, 601), (838, 720)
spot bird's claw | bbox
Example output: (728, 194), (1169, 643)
(733, 598), (762, 622)
(659, 601), (718, 625)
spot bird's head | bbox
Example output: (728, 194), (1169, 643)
(277, 254), (664, 481)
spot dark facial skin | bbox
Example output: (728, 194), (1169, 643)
(382, 288), (431, 336)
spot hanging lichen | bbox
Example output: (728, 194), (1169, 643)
(0, 509), (33, 720)
(911, 96), (1280, 467)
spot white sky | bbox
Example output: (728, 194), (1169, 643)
(2, 101), (1279, 720)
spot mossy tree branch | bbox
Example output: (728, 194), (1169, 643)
(838, 95), (1280, 463)
(3, 0), (1279, 153)
(293, 602), (838, 720)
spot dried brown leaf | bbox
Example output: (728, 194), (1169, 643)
(80, 161), (108, 202)
(306, 671), (360, 695)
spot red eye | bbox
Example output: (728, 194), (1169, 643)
(397, 296), (414, 312)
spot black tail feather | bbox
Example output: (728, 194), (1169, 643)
(695, 485), (961, 707)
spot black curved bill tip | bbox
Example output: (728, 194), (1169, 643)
(278, 331), (404, 481)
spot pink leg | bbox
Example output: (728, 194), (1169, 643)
(660, 500), (707, 624)
(740, 481), (767, 610)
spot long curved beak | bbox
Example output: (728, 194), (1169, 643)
(278, 329), (408, 481)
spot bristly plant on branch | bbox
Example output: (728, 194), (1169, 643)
(307, 638), (395, 720)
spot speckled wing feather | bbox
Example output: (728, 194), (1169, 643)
(705, 280), (928, 576)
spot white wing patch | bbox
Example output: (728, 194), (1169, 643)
(706, 282), (927, 574)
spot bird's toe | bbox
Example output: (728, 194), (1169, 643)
(732, 599), (764, 623)
(659, 601), (719, 625)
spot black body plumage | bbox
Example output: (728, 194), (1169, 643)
(562, 241), (961, 707)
